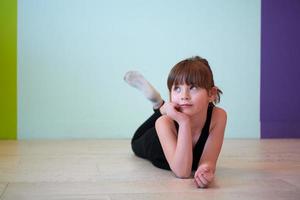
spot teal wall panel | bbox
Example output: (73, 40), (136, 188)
(18, 0), (260, 138)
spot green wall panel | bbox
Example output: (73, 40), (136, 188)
(0, 0), (17, 139)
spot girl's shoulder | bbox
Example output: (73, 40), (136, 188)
(212, 106), (226, 117)
(156, 115), (175, 126)
(210, 106), (227, 131)
(155, 115), (177, 132)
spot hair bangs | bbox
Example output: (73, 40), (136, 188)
(168, 62), (212, 91)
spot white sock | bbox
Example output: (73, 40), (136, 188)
(124, 71), (163, 109)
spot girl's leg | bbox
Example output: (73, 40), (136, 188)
(131, 109), (162, 142)
(124, 71), (163, 109)
(130, 109), (162, 158)
(124, 71), (165, 157)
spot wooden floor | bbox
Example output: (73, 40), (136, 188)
(0, 139), (299, 200)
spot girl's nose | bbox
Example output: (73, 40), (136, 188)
(181, 91), (190, 100)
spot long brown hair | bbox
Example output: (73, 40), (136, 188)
(167, 56), (222, 104)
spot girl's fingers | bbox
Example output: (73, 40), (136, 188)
(196, 168), (213, 181)
(194, 178), (199, 187)
(195, 164), (209, 175)
(194, 164), (214, 188)
(194, 176), (204, 188)
(202, 172), (214, 182)
(199, 174), (208, 185)
(194, 174), (208, 188)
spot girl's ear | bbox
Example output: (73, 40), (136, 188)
(209, 87), (218, 102)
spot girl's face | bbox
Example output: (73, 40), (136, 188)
(170, 83), (214, 116)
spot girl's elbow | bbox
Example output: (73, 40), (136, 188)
(173, 169), (191, 179)
(175, 174), (190, 179)
(170, 160), (192, 178)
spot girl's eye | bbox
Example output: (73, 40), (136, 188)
(173, 86), (181, 93)
(190, 85), (198, 90)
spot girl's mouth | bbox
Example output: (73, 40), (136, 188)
(179, 104), (193, 107)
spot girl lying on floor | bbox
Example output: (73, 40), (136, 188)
(124, 56), (227, 188)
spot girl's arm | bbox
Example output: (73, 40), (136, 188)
(155, 103), (193, 178)
(194, 107), (227, 188)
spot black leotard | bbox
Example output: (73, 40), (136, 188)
(131, 103), (214, 170)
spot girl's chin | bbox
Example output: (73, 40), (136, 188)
(180, 109), (194, 115)
(180, 108), (203, 116)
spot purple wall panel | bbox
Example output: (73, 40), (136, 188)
(261, 0), (300, 138)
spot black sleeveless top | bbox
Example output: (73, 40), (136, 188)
(150, 103), (214, 170)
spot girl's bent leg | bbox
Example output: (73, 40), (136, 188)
(131, 109), (162, 158)
(124, 71), (163, 109)
(131, 109), (162, 143)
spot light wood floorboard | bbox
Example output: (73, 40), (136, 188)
(0, 139), (299, 200)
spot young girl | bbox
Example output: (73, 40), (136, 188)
(124, 56), (227, 188)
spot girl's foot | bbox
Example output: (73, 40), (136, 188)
(124, 71), (163, 109)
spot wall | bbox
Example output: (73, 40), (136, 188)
(18, 0), (260, 139)
(261, 0), (300, 138)
(0, 0), (17, 139)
